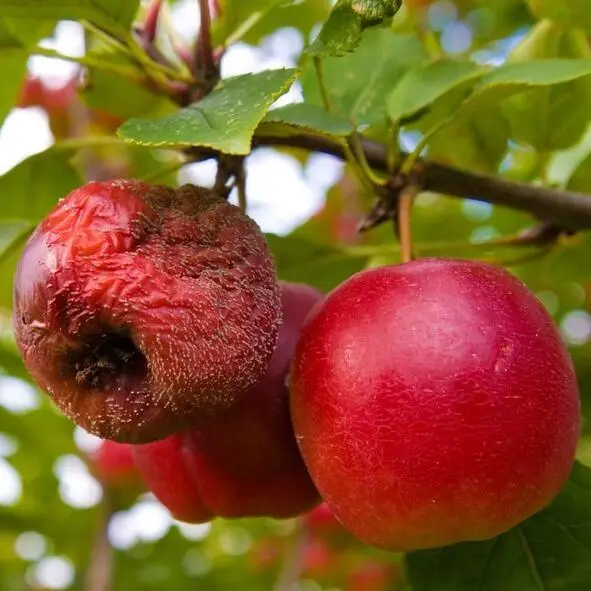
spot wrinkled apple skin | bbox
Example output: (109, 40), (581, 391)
(131, 434), (212, 523)
(13, 180), (281, 443)
(133, 281), (323, 520)
(290, 258), (580, 551)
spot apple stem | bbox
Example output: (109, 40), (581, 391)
(196, 0), (219, 87)
(236, 162), (247, 213)
(213, 155), (246, 205)
(398, 184), (418, 264)
(83, 493), (114, 591)
(273, 520), (309, 591)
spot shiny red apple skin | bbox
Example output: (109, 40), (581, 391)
(132, 434), (212, 523)
(13, 180), (281, 443)
(133, 281), (323, 520)
(290, 258), (580, 551)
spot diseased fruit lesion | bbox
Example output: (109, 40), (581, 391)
(13, 179), (282, 442)
(70, 333), (146, 391)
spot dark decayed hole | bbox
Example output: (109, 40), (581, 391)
(68, 331), (147, 391)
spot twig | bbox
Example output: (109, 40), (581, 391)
(28, 47), (146, 84)
(398, 184), (419, 263)
(249, 132), (591, 232)
(213, 156), (242, 199)
(235, 162), (247, 212)
(196, 0), (218, 84)
(84, 493), (114, 591)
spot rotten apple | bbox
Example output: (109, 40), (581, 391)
(13, 180), (281, 443)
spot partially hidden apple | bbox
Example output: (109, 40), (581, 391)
(133, 281), (323, 520)
(304, 502), (356, 547)
(90, 439), (144, 491)
(345, 561), (400, 591)
(13, 180), (281, 443)
(290, 258), (580, 551)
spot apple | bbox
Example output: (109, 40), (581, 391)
(248, 536), (282, 572)
(13, 180), (281, 443)
(305, 502), (341, 536)
(301, 537), (335, 580)
(19, 76), (77, 116)
(18, 75), (123, 137)
(345, 561), (399, 591)
(133, 281), (323, 520)
(304, 502), (357, 547)
(88, 439), (146, 502)
(290, 258), (580, 551)
(90, 440), (141, 487)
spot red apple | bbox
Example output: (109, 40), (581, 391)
(130, 434), (212, 522)
(18, 75), (123, 137)
(133, 281), (323, 520)
(19, 75), (77, 115)
(345, 561), (399, 591)
(304, 502), (355, 546)
(290, 258), (580, 551)
(91, 440), (137, 485)
(249, 536), (282, 572)
(301, 537), (335, 580)
(13, 180), (281, 443)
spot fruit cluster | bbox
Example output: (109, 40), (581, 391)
(13, 180), (580, 557)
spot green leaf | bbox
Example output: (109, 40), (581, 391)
(0, 0), (140, 38)
(526, 0), (591, 33)
(422, 58), (591, 168)
(302, 28), (429, 127)
(459, 59), (591, 117)
(500, 22), (591, 152)
(347, 0), (402, 25)
(0, 339), (28, 381)
(424, 105), (510, 173)
(306, 0), (402, 57)
(0, 18), (54, 127)
(117, 69), (297, 154)
(0, 221), (32, 261)
(1, 17), (55, 46)
(81, 52), (176, 119)
(0, 149), (82, 222)
(566, 152), (591, 192)
(0, 149), (81, 308)
(306, 7), (362, 58)
(258, 103), (353, 139)
(212, 0), (329, 47)
(387, 60), (487, 124)
(267, 233), (368, 293)
(407, 462), (591, 591)
(0, 221), (32, 312)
